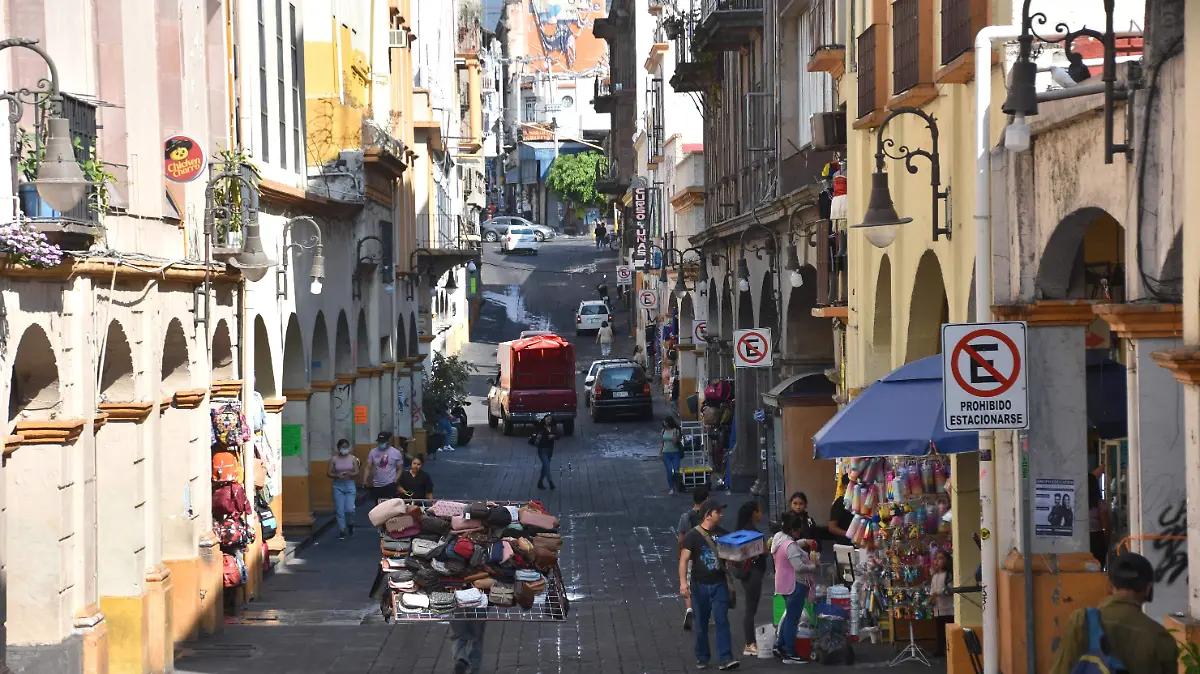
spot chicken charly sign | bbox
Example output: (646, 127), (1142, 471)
(164, 135), (206, 183)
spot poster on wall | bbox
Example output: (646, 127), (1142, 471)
(1034, 478), (1076, 537)
(281, 424), (303, 457)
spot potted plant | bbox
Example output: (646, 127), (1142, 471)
(74, 138), (115, 216)
(422, 353), (477, 448)
(210, 147), (261, 253)
(664, 16), (685, 40)
(0, 219), (64, 268)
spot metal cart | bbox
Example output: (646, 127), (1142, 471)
(679, 421), (713, 491)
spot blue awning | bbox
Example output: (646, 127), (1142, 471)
(813, 356), (978, 459)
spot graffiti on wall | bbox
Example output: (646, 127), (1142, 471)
(1152, 502), (1187, 585)
(523, 0), (609, 73)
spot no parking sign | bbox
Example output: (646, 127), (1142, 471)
(941, 321), (1029, 431)
(733, 328), (772, 368)
(616, 265), (632, 286)
(637, 289), (657, 310)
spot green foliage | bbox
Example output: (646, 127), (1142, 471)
(1175, 632), (1200, 674)
(546, 151), (608, 208)
(422, 352), (477, 423)
(211, 148), (262, 239)
(15, 129), (43, 182)
(73, 138), (115, 215)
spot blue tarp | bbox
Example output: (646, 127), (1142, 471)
(516, 141), (593, 183)
(813, 356), (978, 459)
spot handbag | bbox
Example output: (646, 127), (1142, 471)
(533, 546), (558, 571)
(369, 498), (409, 527)
(468, 545), (488, 569)
(468, 502), (490, 520)
(533, 533), (562, 551)
(472, 577), (496, 591)
(411, 538), (440, 559)
(420, 516), (451, 535)
(429, 591), (457, 613)
(385, 516), (417, 536)
(222, 552), (242, 588)
(451, 515), (484, 532)
(257, 504), (277, 540)
(518, 509), (559, 530)
(487, 506), (513, 527)
(488, 582), (515, 606)
(431, 500), (467, 517)
(455, 588), (484, 607)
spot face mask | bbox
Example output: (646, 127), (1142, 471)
(337, 446), (350, 455)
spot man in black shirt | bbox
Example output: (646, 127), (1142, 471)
(398, 456), (434, 500)
(679, 500), (739, 671)
(828, 474), (854, 547)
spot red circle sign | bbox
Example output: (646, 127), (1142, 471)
(693, 321), (707, 342)
(950, 329), (1022, 398)
(164, 135), (206, 183)
(638, 290), (655, 307)
(736, 331), (768, 364)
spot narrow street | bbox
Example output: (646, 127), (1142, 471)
(176, 238), (936, 674)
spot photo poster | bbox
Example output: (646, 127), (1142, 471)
(1034, 478), (1076, 537)
(281, 424), (303, 457)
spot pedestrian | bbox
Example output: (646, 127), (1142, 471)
(679, 499), (739, 670)
(398, 455), (434, 500)
(782, 491), (818, 537)
(827, 474), (853, 546)
(1088, 473), (1111, 569)
(596, 320), (614, 357)
(771, 512), (817, 664)
(1049, 551), (1178, 674)
(678, 486), (711, 631)
(364, 431), (405, 503)
(633, 344), (648, 369)
(530, 413), (557, 490)
(595, 222), (607, 249)
(660, 417), (683, 494)
(929, 547), (954, 656)
(450, 620), (486, 674)
(735, 501), (768, 657)
(327, 439), (360, 539)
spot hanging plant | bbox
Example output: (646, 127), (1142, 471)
(73, 138), (115, 215)
(16, 129), (44, 183)
(0, 220), (64, 268)
(210, 147), (262, 241)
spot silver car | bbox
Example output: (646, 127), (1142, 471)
(482, 216), (557, 243)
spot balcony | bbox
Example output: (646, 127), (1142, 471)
(16, 93), (103, 250)
(890, 0), (937, 108)
(595, 155), (629, 196)
(668, 13), (714, 93)
(936, 0), (987, 84)
(361, 118), (408, 177)
(593, 78), (616, 114)
(694, 0), (764, 54)
(410, 213), (481, 281)
(593, 9), (632, 41)
(805, 0), (845, 78)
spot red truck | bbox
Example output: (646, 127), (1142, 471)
(487, 334), (578, 436)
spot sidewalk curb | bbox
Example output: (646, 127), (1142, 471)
(277, 490), (372, 567)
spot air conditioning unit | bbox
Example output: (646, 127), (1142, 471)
(810, 111), (847, 151)
(389, 30), (409, 48)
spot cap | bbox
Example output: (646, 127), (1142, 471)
(1108, 552), (1155, 591)
(700, 499), (726, 517)
(377, 431), (392, 443)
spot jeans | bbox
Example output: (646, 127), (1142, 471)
(538, 448), (554, 484)
(693, 582), (733, 664)
(451, 621), (486, 673)
(662, 452), (681, 490)
(775, 583), (809, 657)
(332, 479), (356, 531)
(741, 563), (765, 647)
(600, 343), (611, 356)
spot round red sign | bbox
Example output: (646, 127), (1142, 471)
(164, 135), (206, 183)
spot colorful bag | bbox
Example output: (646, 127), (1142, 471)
(213, 482), (251, 517)
(211, 451), (242, 483)
(431, 500), (467, 518)
(211, 404), (248, 446)
(222, 552), (242, 588)
(257, 504), (277, 540)
(215, 514), (253, 549)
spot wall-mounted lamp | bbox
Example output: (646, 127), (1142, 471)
(783, 239), (803, 289)
(277, 215), (326, 298)
(737, 257), (751, 293)
(852, 106), (951, 249)
(443, 270), (458, 291)
(1003, 0), (1128, 162)
(670, 246), (705, 300)
(353, 235), (384, 300)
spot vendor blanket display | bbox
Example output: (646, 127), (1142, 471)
(376, 499), (570, 622)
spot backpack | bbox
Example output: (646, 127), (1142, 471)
(1070, 608), (1128, 674)
(211, 450), (242, 483)
(256, 494), (277, 540)
(222, 552), (242, 588)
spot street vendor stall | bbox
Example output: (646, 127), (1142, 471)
(369, 498), (570, 622)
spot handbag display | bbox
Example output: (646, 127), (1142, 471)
(369, 498), (409, 527)
(533, 533), (562, 551)
(431, 500), (467, 518)
(518, 509), (559, 531)
(411, 538), (440, 559)
(420, 516), (451, 535)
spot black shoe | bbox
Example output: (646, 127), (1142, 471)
(537, 481), (545, 490)
(347, 524), (355, 537)
(549, 481), (556, 490)
(454, 659), (469, 674)
(337, 530), (347, 540)
(683, 608), (693, 631)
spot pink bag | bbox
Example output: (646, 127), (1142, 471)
(518, 509), (559, 530)
(432, 500), (467, 517)
(369, 498), (409, 526)
(385, 515), (415, 535)
(451, 515), (484, 532)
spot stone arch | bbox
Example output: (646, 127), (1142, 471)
(334, 311), (353, 373)
(99, 320), (136, 402)
(871, 256), (893, 368)
(211, 319), (235, 380)
(784, 265), (832, 361)
(8, 325), (61, 421)
(253, 315), (277, 398)
(312, 311), (331, 381)
(1036, 207), (1125, 300)
(282, 314), (307, 389)
(905, 251), (949, 363)
(757, 272), (778, 333)
(396, 313), (409, 359)
(1158, 226), (1184, 300)
(720, 282), (734, 338)
(356, 310), (371, 367)
(160, 318), (191, 398)
(408, 311), (418, 355)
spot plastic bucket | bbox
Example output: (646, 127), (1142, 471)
(755, 624), (775, 658)
(828, 586), (851, 613)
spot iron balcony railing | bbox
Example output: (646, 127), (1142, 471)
(415, 213), (471, 251)
(700, 0), (764, 23)
(803, 0), (841, 55)
(17, 93), (100, 226)
(892, 0), (920, 94)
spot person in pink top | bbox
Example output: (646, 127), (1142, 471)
(771, 512), (817, 664)
(327, 439), (360, 539)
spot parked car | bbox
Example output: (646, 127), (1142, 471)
(583, 358), (636, 408)
(503, 226), (540, 254)
(482, 216), (556, 243)
(589, 362), (652, 422)
(487, 333), (577, 435)
(575, 300), (612, 334)
(519, 330), (555, 338)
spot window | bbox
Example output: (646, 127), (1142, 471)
(941, 0), (986, 65)
(257, 0), (269, 162)
(856, 24), (879, 118)
(276, 0), (286, 168)
(523, 97), (536, 122)
(892, 0), (920, 94)
(290, 4), (302, 171)
(580, 305), (608, 316)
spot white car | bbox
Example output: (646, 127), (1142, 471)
(575, 300), (612, 334)
(503, 226), (539, 254)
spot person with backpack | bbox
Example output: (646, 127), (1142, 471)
(678, 486), (711, 631)
(1049, 551), (1178, 674)
(733, 501), (768, 657)
(772, 512), (818, 665)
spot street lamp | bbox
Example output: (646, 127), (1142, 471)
(0, 38), (89, 211)
(783, 238), (803, 289)
(1003, 0), (1127, 162)
(353, 235), (384, 301)
(671, 246), (705, 300)
(277, 215), (326, 298)
(852, 106), (952, 249)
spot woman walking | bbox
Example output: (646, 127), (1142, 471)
(327, 439), (360, 539)
(772, 513), (817, 664)
(597, 320), (615, 357)
(736, 501), (769, 657)
(531, 414), (557, 490)
(661, 417), (683, 494)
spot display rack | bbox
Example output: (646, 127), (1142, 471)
(386, 566), (569, 623)
(678, 421), (711, 490)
